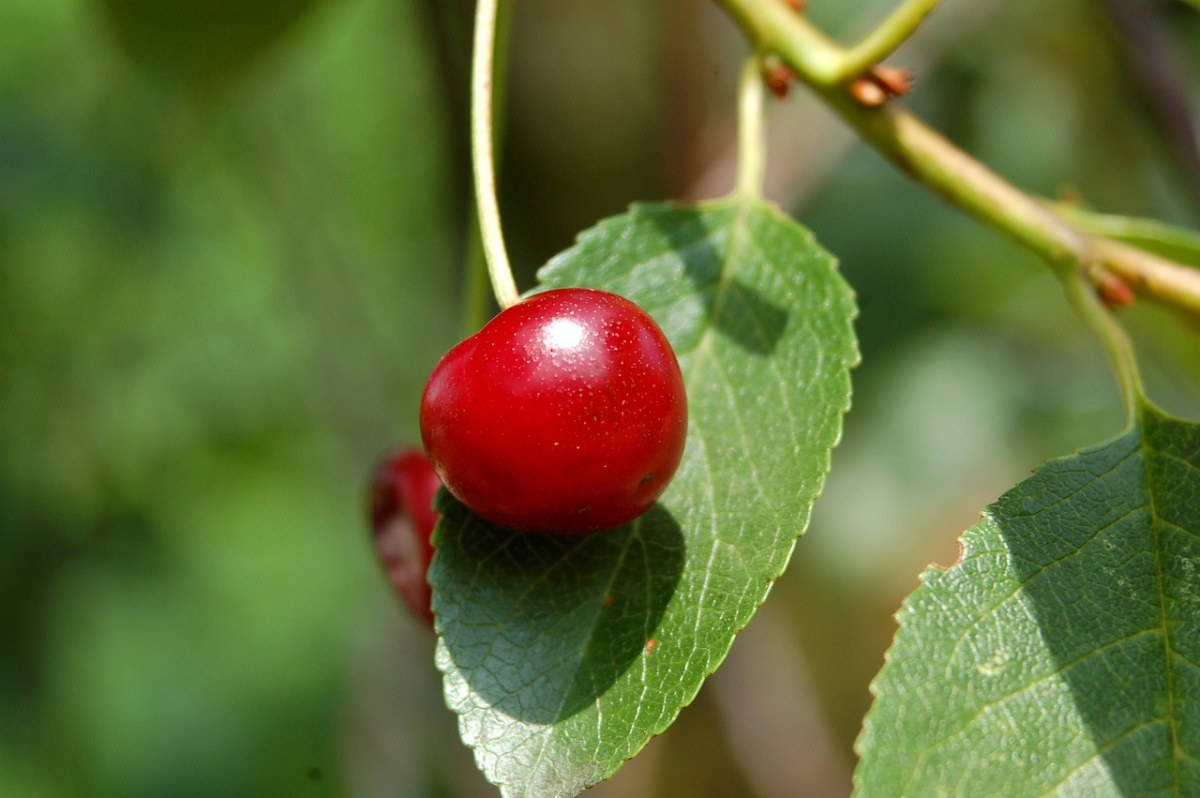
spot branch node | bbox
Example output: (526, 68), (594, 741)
(1095, 269), (1137, 309)
(872, 65), (913, 97)
(849, 67), (911, 108)
(850, 77), (888, 107)
(763, 58), (796, 99)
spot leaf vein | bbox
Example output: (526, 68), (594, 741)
(941, 503), (1150, 681)
(1143, 422), (1185, 796)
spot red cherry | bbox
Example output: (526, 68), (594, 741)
(420, 287), (687, 533)
(368, 447), (443, 625)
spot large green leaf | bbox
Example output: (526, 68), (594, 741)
(854, 403), (1200, 796)
(429, 197), (858, 797)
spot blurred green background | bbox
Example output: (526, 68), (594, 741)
(2, 0), (1197, 796)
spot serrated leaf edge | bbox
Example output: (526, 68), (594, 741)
(851, 401), (1195, 795)
(439, 196), (859, 798)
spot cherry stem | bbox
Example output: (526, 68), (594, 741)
(471, 0), (520, 310)
(735, 54), (768, 200)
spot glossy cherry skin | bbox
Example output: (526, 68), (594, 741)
(368, 447), (443, 625)
(420, 287), (687, 533)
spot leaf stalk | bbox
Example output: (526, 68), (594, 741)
(735, 54), (768, 200)
(1063, 268), (1145, 421)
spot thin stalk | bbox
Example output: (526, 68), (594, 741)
(1062, 267), (1144, 420)
(837, 0), (943, 81)
(471, 0), (520, 309)
(735, 54), (768, 200)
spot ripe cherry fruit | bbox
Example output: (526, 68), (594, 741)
(420, 287), (688, 534)
(368, 447), (443, 625)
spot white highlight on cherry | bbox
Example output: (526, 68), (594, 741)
(543, 318), (585, 351)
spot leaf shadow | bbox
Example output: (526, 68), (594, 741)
(432, 497), (685, 725)
(647, 207), (788, 356)
(996, 420), (1191, 792)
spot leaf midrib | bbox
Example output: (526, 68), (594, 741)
(681, 197), (749, 398)
(896, 421), (1184, 797)
(680, 198), (780, 524)
(1142, 409), (1184, 796)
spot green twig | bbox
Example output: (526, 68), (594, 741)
(837, 0), (942, 81)
(471, 0), (520, 309)
(717, 0), (844, 85)
(1090, 237), (1200, 315)
(715, 0), (1200, 317)
(829, 103), (1082, 276)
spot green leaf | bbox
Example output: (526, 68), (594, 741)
(854, 403), (1200, 796)
(430, 197), (858, 797)
(1054, 205), (1200, 269)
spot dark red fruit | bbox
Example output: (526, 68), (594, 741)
(420, 287), (687, 533)
(369, 447), (443, 625)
